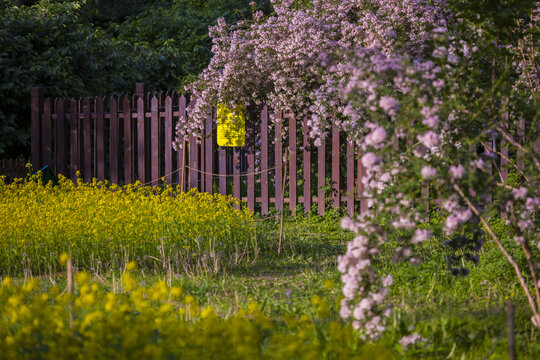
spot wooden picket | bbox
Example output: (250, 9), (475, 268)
(0, 158), (29, 182)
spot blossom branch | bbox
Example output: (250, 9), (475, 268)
(521, 242), (540, 313)
(483, 142), (530, 183)
(452, 181), (539, 323)
(494, 125), (540, 170)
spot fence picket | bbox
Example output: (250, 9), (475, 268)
(303, 116), (311, 213)
(260, 106), (269, 214)
(219, 147), (226, 195)
(318, 137), (326, 216)
(200, 127), (205, 192)
(517, 118), (525, 170)
(123, 96), (132, 185)
(18, 158), (26, 178)
(82, 98), (91, 183)
(70, 98), (78, 182)
(233, 147), (241, 209)
(205, 110), (213, 194)
(137, 96), (146, 183)
(288, 114), (297, 212)
(189, 135), (198, 190)
(31, 88), (43, 170)
(483, 140), (493, 204)
(42, 98), (52, 168)
(109, 97), (120, 184)
(178, 95), (187, 190)
(332, 124), (340, 208)
(164, 95), (173, 185)
(151, 95), (160, 186)
(346, 141), (354, 216)
(55, 99), (66, 176)
(275, 116), (283, 211)
(96, 97), (105, 181)
(247, 115), (255, 212)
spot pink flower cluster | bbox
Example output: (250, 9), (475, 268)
(182, 0), (540, 337)
(338, 218), (394, 339)
(174, 0), (450, 146)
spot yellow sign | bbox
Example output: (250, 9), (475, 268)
(216, 103), (246, 147)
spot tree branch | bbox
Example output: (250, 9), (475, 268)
(495, 125), (540, 170)
(452, 182), (539, 323)
(484, 142), (530, 183)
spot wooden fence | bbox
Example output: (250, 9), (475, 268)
(30, 84), (367, 216)
(0, 158), (28, 182)
(28, 83), (536, 216)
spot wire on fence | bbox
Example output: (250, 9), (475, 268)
(135, 163), (284, 188)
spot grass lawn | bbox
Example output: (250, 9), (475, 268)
(1, 179), (538, 358)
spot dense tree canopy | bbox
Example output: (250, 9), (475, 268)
(0, 0), (271, 157)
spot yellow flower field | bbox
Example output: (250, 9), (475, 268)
(0, 263), (371, 360)
(0, 174), (257, 275)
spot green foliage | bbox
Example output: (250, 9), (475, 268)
(0, 0), (271, 157)
(113, 0), (272, 91)
(447, 0), (537, 42)
(0, 0), (140, 156)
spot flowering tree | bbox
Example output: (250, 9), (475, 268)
(176, 0), (540, 339)
(173, 0), (450, 146)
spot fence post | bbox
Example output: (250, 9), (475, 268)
(260, 106), (269, 214)
(302, 116), (311, 214)
(288, 114), (297, 212)
(31, 87), (44, 170)
(331, 124), (340, 208)
(150, 95), (160, 186)
(205, 109), (214, 195)
(136, 83), (147, 183)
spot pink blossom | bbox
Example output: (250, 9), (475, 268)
(361, 152), (379, 168)
(365, 126), (387, 147)
(381, 275), (393, 287)
(513, 187), (527, 200)
(457, 208), (472, 222)
(422, 115), (439, 128)
(417, 130), (439, 148)
(525, 197), (539, 211)
(421, 166), (437, 179)
(449, 164), (465, 179)
(518, 219), (532, 232)
(378, 96), (399, 116)
(411, 229), (432, 243)
(340, 302), (352, 318)
(399, 333), (427, 350)
(444, 215), (460, 234)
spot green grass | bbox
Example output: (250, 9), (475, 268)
(5, 209), (540, 358)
